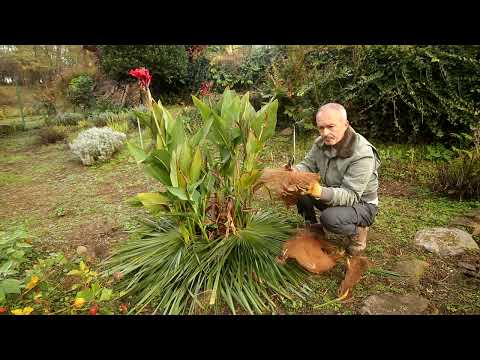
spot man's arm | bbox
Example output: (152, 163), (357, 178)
(294, 143), (318, 173)
(317, 154), (375, 207)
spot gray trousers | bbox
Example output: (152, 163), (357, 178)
(296, 195), (378, 236)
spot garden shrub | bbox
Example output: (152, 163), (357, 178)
(67, 74), (95, 111)
(52, 112), (84, 126)
(69, 127), (126, 166)
(88, 111), (114, 127)
(98, 45), (189, 99)
(210, 46), (282, 93)
(37, 126), (66, 144)
(432, 127), (480, 200)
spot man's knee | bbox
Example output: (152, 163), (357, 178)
(319, 207), (355, 235)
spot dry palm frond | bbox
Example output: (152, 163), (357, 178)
(278, 229), (344, 274)
(338, 256), (371, 299)
(254, 168), (321, 206)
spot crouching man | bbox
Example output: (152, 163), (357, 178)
(290, 103), (381, 256)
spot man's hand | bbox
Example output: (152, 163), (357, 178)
(280, 181), (322, 198)
(306, 182), (322, 198)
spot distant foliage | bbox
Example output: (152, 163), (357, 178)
(49, 112), (84, 126)
(261, 45), (480, 142)
(98, 46), (189, 100)
(69, 127), (126, 166)
(67, 74), (95, 110)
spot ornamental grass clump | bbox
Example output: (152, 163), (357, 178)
(101, 68), (311, 315)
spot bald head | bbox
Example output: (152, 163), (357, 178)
(317, 103), (348, 123)
(315, 103), (349, 146)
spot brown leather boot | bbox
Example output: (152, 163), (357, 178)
(347, 226), (368, 256)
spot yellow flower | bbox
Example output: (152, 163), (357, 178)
(73, 297), (86, 309)
(11, 307), (34, 315)
(26, 275), (40, 290)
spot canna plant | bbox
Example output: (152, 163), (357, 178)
(102, 69), (310, 315)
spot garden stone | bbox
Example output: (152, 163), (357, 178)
(393, 259), (429, 284)
(414, 227), (478, 256)
(279, 127), (293, 136)
(360, 293), (429, 315)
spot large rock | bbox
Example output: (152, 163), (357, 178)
(393, 259), (430, 284)
(414, 227), (479, 256)
(360, 293), (429, 315)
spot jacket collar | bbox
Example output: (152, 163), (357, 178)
(316, 126), (356, 159)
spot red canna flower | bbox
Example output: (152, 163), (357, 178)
(0, 307), (7, 314)
(128, 67), (152, 89)
(199, 81), (213, 97)
(88, 304), (98, 315)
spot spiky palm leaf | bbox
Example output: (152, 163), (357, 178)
(102, 211), (310, 315)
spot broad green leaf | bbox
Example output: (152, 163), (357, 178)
(151, 101), (165, 140)
(190, 190), (201, 206)
(261, 99), (278, 142)
(0, 289), (5, 303)
(127, 142), (147, 164)
(162, 105), (176, 135)
(167, 115), (186, 151)
(99, 288), (113, 302)
(170, 151), (178, 187)
(144, 163), (171, 186)
(190, 116), (213, 148)
(136, 193), (170, 211)
(166, 186), (188, 201)
(76, 289), (93, 301)
(192, 96), (212, 122)
(190, 148), (203, 183)
(178, 142), (192, 178)
(146, 149), (171, 171)
(0, 279), (22, 294)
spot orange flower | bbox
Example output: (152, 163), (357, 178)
(73, 297), (86, 309)
(26, 275), (40, 290)
(0, 307), (7, 314)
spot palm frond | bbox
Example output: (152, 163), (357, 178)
(102, 211), (311, 314)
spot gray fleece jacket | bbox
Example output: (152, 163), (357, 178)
(295, 126), (380, 207)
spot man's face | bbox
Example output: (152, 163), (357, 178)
(316, 110), (349, 146)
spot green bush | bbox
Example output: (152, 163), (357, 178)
(98, 45), (189, 100)
(88, 111), (114, 127)
(262, 45), (480, 143)
(67, 74), (95, 111)
(51, 112), (84, 126)
(210, 47), (282, 93)
(432, 127), (480, 200)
